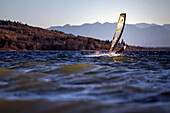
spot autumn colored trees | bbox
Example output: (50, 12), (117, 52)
(0, 20), (111, 51)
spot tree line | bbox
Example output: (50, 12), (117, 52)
(0, 20), (111, 51)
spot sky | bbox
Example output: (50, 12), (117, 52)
(0, 0), (170, 28)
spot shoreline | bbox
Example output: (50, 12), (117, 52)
(1, 20), (170, 52)
(0, 49), (170, 52)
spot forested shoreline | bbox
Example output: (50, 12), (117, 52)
(0, 20), (169, 51)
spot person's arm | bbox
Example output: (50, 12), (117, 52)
(118, 45), (123, 48)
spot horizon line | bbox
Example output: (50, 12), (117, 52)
(0, 19), (170, 29)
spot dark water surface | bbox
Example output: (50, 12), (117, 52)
(0, 51), (170, 113)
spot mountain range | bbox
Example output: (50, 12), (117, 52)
(48, 22), (170, 47)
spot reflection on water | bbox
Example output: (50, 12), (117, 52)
(0, 51), (170, 113)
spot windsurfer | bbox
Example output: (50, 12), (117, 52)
(115, 42), (126, 54)
(108, 13), (126, 56)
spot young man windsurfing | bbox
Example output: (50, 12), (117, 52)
(109, 13), (126, 56)
(115, 41), (126, 54)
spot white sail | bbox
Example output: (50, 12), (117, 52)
(110, 13), (126, 52)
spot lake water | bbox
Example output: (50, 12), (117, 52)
(0, 51), (170, 113)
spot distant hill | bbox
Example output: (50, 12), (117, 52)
(163, 24), (170, 31)
(48, 22), (170, 47)
(134, 23), (157, 29)
(0, 20), (111, 51)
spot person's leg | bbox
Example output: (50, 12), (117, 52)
(116, 50), (120, 54)
(116, 48), (124, 54)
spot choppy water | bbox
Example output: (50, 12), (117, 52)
(0, 51), (170, 113)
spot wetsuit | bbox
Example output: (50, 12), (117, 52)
(115, 45), (126, 54)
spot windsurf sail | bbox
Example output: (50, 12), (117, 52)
(110, 13), (126, 52)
